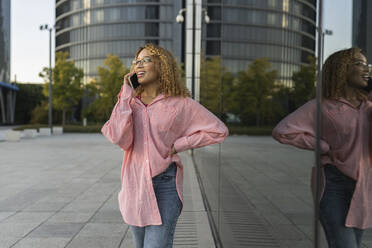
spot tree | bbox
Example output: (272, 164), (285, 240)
(83, 54), (129, 122)
(231, 58), (278, 126)
(291, 55), (316, 109)
(200, 56), (233, 120)
(39, 51), (84, 125)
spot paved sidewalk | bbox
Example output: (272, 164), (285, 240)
(0, 133), (214, 248)
(194, 135), (372, 248)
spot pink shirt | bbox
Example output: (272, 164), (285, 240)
(272, 97), (372, 229)
(101, 82), (229, 227)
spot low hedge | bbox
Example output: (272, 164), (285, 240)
(13, 124), (274, 136)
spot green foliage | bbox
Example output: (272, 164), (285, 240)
(200, 56), (233, 121)
(83, 54), (129, 122)
(39, 51), (84, 125)
(228, 58), (279, 126)
(14, 83), (46, 124)
(30, 101), (62, 124)
(291, 55), (316, 109)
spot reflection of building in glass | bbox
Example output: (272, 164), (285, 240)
(0, 0), (10, 82)
(55, 0), (183, 84)
(352, 0), (372, 63)
(56, 0), (316, 87)
(204, 0), (317, 87)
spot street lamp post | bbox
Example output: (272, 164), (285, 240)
(321, 29), (333, 64)
(176, 1), (210, 102)
(39, 24), (56, 134)
(177, 2), (210, 156)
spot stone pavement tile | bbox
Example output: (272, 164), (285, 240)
(278, 239), (313, 248)
(0, 189), (55, 211)
(12, 238), (70, 248)
(90, 210), (123, 223)
(0, 237), (20, 248)
(285, 212), (313, 226)
(60, 200), (104, 212)
(0, 223), (40, 238)
(23, 201), (67, 212)
(66, 236), (122, 248)
(76, 223), (126, 237)
(47, 211), (93, 223)
(27, 223), (84, 238)
(266, 224), (307, 241)
(119, 233), (135, 248)
(0, 211), (16, 222)
(2, 211), (54, 223)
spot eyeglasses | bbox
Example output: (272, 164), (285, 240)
(132, 56), (152, 66)
(352, 61), (372, 72)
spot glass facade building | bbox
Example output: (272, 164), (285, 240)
(203, 0), (316, 86)
(0, 0), (10, 83)
(352, 0), (372, 63)
(55, 0), (183, 84)
(56, 0), (316, 86)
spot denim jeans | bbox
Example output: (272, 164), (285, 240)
(319, 164), (364, 248)
(129, 162), (182, 248)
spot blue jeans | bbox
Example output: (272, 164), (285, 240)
(129, 162), (182, 248)
(319, 164), (364, 248)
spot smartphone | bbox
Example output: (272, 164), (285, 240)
(129, 73), (140, 89)
(364, 77), (372, 93)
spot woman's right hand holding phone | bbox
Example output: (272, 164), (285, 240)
(123, 71), (136, 89)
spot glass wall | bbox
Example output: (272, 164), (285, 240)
(0, 0), (10, 82)
(192, 0), (318, 247)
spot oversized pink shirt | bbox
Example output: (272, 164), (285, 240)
(272, 97), (372, 229)
(101, 82), (229, 227)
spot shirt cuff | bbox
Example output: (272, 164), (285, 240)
(173, 136), (190, 153)
(118, 83), (135, 101)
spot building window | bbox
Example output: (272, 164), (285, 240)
(146, 39), (159, 45)
(206, 41), (220, 55)
(268, 0), (277, 8)
(207, 23), (221, 37)
(56, 32), (70, 47)
(208, 6), (221, 20)
(145, 6), (159, 19)
(145, 23), (159, 36)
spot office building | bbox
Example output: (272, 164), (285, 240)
(56, 0), (317, 87)
(352, 0), (372, 63)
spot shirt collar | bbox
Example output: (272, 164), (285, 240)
(333, 97), (364, 109)
(136, 93), (166, 106)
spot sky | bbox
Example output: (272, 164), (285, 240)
(10, 0), (352, 83)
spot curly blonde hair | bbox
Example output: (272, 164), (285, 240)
(322, 47), (368, 101)
(130, 43), (191, 98)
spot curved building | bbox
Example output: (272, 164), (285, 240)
(56, 0), (316, 87)
(204, 0), (317, 86)
(0, 0), (10, 83)
(352, 0), (372, 63)
(55, 0), (182, 84)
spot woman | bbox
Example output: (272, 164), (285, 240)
(272, 47), (372, 248)
(101, 43), (229, 248)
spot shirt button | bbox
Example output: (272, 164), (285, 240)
(146, 159), (149, 163)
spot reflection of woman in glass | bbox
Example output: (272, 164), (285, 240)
(272, 48), (372, 248)
(101, 43), (229, 248)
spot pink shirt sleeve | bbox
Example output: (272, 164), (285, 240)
(101, 83), (135, 151)
(272, 99), (330, 154)
(173, 97), (229, 153)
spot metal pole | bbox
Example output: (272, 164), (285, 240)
(192, 0), (195, 99)
(314, 0), (323, 247)
(49, 28), (53, 133)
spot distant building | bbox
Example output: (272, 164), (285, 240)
(55, 0), (316, 87)
(0, 0), (10, 82)
(0, 0), (17, 124)
(352, 0), (372, 63)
